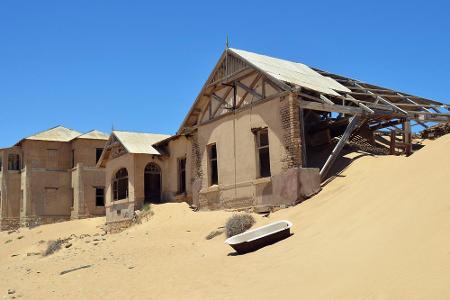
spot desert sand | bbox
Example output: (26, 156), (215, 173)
(1, 135), (450, 299)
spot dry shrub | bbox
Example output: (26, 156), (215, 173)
(134, 204), (154, 224)
(42, 239), (64, 256)
(225, 214), (255, 238)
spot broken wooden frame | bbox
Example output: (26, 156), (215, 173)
(179, 49), (450, 180)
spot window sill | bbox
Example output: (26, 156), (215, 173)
(106, 198), (131, 207)
(253, 176), (271, 185)
(7, 170), (21, 173)
(200, 185), (219, 193)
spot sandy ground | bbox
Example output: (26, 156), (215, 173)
(1, 135), (450, 300)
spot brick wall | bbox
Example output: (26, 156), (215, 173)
(189, 131), (204, 208)
(279, 93), (302, 170)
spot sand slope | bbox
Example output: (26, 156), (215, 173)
(1, 135), (450, 299)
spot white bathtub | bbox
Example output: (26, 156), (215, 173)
(225, 220), (293, 254)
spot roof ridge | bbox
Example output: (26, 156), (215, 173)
(113, 130), (171, 136)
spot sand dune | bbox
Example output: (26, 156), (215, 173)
(1, 135), (450, 299)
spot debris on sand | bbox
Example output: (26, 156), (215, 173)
(59, 265), (92, 275)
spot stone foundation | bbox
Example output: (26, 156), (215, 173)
(195, 167), (321, 211)
(20, 215), (71, 228)
(0, 218), (20, 231)
(106, 219), (134, 234)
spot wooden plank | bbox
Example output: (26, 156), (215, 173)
(319, 94), (335, 105)
(197, 91), (290, 127)
(210, 86), (233, 119)
(346, 94), (375, 114)
(369, 119), (403, 131)
(320, 116), (361, 179)
(237, 73), (262, 108)
(298, 99), (364, 115)
(353, 82), (409, 115)
(207, 67), (253, 88)
(235, 81), (263, 100)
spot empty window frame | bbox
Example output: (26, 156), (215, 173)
(96, 148), (103, 164)
(178, 158), (186, 194)
(0, 154), (2, 171)
(112, 168), (128, 201)
(256, 129), (271, 178)
(208, 144), (218, 186)
(71, 149), (75, 168)
(8, 154), (20, 171)
(95, 187), (105, 206)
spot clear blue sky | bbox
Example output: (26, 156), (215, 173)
(1, 0), (449, 147)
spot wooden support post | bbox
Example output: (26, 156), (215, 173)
(403, 120), (412, 156)
(390, 130), (396, 155)
(320, 116), (360, 179)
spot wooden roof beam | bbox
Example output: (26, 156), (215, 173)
(353, 82), (409, 115)
(345, 94), (375, 114)
(319, 94), (335, 105)
(235, 81), (263, 100)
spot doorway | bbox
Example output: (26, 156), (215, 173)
(144, 163), (161, 203)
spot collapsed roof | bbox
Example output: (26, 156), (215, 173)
(179, 48), (450, 132)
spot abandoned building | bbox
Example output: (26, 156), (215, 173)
(97, 131), (189, 224)
(99, 48), (450, 229)
(0, 126), (109, 230)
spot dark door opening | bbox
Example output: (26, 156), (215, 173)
(144, 163), (161, 203)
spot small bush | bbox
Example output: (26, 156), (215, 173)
(205, 229), (224, 240)
(134, 204), (154, 224)
(225, 214), (255, 238)
(42, 239), (64, 256)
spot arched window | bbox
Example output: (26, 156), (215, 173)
(112, 168), (128, 201)
(145, 162), (161, 174)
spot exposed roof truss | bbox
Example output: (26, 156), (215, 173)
(179, 48), (450, 133)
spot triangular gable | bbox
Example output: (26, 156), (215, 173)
(76, 130), (109, 140)
(178, 48), (352, 132)
(97, 131), (171, 168)
(178, 49), (291, 132)
(97, 133), (128, 168)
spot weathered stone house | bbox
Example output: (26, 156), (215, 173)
(0, 126), (108, 230)
(98, 48), (449, 228)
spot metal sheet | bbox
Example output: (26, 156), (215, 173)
(113, 131), (171, 155)
(230, 48), (351, 96)
(25, 126), (82, 142)
(76, 130), (109, 140)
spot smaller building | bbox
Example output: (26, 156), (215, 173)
(97, 131), (192, 230)
(0, 126), (109, 230)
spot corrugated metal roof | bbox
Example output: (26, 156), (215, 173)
(113, 131), (171, 155)
(229, 48), (351, 96)
(76, 130), (109, 140)
(25, 125), (82, 142)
